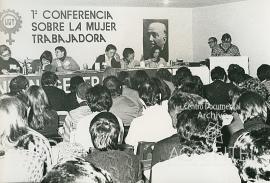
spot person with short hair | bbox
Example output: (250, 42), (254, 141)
(0, 44), (22, 74)
(131, 70), (150, 91)
(103, 76), (142, 127)
(41, 71), (67, 111)
(125, 79), (176, 152)
(156, 68), (175, 94)
(227, 64), (251, 85)
(121, 47), (140, 69)
(85, 112), (141, 183)
(92, 44), (121, 69)
(41, 158), (113, 183)
(31, 50), (56, 73)
(257, 64), (270, 93)
(232, 128), (270, 183)
(73, 85), (124, 151)
(172, 66), (193, 88)
(51, 46), (80, 72)
(151, 109), (240, 183)
(62, 82), (92, 142)
(204, 66), (236, 104)
(208, 37), (218, 56)
(212, 33), (241, 56)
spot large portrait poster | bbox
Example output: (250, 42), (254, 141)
(143, 19), (168, 62)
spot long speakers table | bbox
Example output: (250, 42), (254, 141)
(0, 65), (210, 94)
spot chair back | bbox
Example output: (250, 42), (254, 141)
(136, 141), (155, 171)
(57, 111), (68, 127)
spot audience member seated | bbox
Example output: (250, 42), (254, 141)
(120, 47), (140, 69)
(0, 95), (52, 182)
(0, 44), (22, 74)
(118, 71), (142, 107)
(51, 46), (80, 72)
(41, 71), (67, 111)
(26, 85), (60, 141)
(167, 88), (209, 129)
(152, 108), (218, 166)
(204, 66), (236, 104)
(92, 44), (121, 70)
(85, 112), (141, 183)
(229, 91), (269, 147)
(151, 109), (240, 183)
(172, 66), (192, 88)
(61, 82), (92, 142)
(156, 68), (175, 94)
(227, 64), (252, 85)
(73, 85), (124, 151)
(144, 46), (166, 68)
(104, 76), (142, 127)
(41, 158), (113, 183)
(65, 75), (84, 111)
(7, 75), (29, 106)
(257, 64), (270, 93)
(152, 77), (171, 110)
(232, 128), (270, 183)
(125, 79), (176, 152)
(31, 50), (56, 73)
(180, 75), (204, 97)
(131, 70), (150, 91)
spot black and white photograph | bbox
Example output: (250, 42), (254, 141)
(0, 0), (270, 182)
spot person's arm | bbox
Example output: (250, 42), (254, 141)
(92, 55), (103, 70)
(64, 57), (80, 71)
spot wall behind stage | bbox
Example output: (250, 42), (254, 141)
(192, 0), (270, 77)
(0, 0), (193, 68)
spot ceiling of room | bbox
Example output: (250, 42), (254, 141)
(67, 0), (248, 8)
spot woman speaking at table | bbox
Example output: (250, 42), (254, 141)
(51, 46), (80, 72)
(144, 45), (167, 68)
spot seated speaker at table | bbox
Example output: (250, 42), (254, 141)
(31, 50), (57, 73)
(120, 48), (140, 69)
(92, 44), (121, 70)
(144, 46), (167, 68)
(0, 44), (22, 74)
(51, 46), (80, 72)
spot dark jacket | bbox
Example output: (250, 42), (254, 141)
(0, 57), (22, 74)
(92, 54), (121, 69)
(203, 80), (236, 105)
(43, 86), (67, 111)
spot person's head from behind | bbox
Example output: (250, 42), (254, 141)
(173, 67), (192, 87)
(0, 44), (11, 61)
(168, 88), (207, 128)
(180, 75), (204, 97)
(41, 158), (113, 183)
(89, 112), (120, 151)
(228, 64), (246, 84)
(105, 44), (117, 59)
(118, 71), (131, 88)
(70, 75), (84, 93)
(122, 48), (135, 63)
(232, 128), (270, 183)
(55, 46), (67, 61)
(76, 82), (91, 103)
(152, 77), (171, 102)
(208, 37), (217, 49)
(151, 45), (161, 59)
(41, 71), (58, 86)
(9, 75), (29, 95)
(26, 85), (50, 130)
(147, 22), (167, 49)
(40, 50), (53, 67)
(221, 33), (232, 43)
(0, 95), (28, 149)
(103, 76), (122, 98)
(131, 70), (150, 90)
(236, 91), (267, 123)
(139, 78), (161, 107)
(176, 109), (220, 156)
(257, 64), (270, 82)
(85, 85), (112, 112)
(156, 68), (172, 82)
(211, 66), (227, 82)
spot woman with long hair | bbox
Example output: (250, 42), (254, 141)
(26, 85), (59, 140)
(145, 46), (167, 68)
